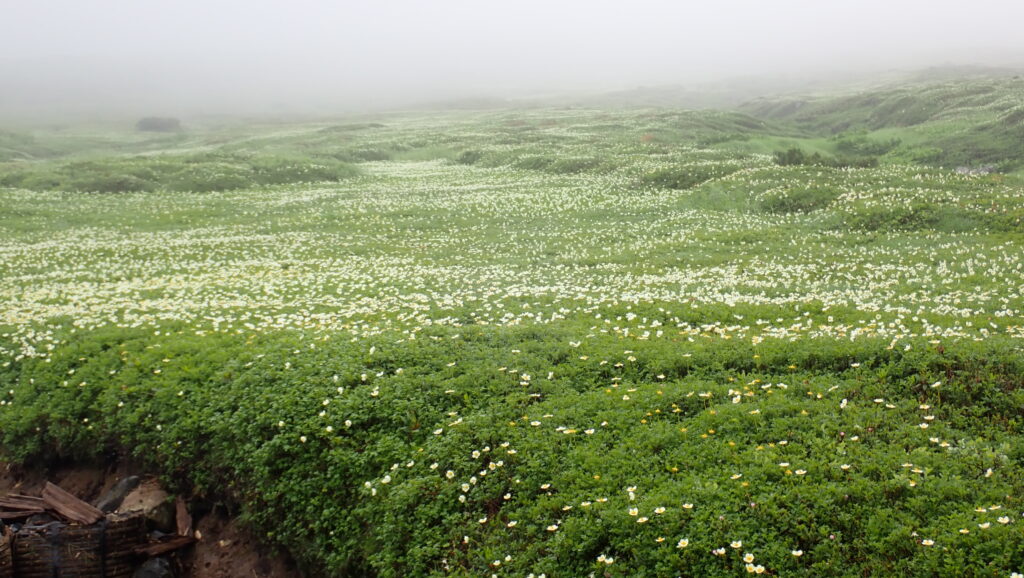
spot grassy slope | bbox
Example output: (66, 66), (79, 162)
(738, 75), (1024, 170)
(2, 86), (1024, 576)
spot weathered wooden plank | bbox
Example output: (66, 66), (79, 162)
(134, 535), (196, 557)
(175, 496), (193, 537)
(41, 482), (104, 525)
(0, 508), (45, 519)
(0, 495), (46, 510)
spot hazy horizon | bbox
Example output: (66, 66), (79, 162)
(3, 0), (1024, 120)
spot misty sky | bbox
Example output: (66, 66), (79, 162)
(3, 0), (1024, 117)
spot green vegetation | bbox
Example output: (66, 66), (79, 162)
(0, 152), (359, 193)
(742, 76), (1024, 171)
(0, 130), (54, 162)
(771, 147), (879, 169)
(2, 78), (1024, 576)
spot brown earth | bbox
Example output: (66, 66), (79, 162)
(1, 461), (301, 578)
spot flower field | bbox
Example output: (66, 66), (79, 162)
(2, 107), (1023, 576)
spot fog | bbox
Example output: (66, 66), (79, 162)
(3, 0), (1024, 120)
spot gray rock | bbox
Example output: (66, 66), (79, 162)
(116, 479), (176, 533)
(133, 557), (174, 578)
(95, 475), (141, 513)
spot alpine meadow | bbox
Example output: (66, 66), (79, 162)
(2, 69), (1024, 576)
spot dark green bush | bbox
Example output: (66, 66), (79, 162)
(641, 164), (740, 190)
(834, 133), (901, 157)
(455, 150), (483, 165)
(759, 185), (842, 214)
(773, 147), (879, 169)
(843, 204), (939, 232)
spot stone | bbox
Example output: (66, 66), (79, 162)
(116, 478), (175, 533)
(96, 475), (141, 512)
(132, 556), (174, 578)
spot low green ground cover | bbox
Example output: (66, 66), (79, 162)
(2, 102), (1023, 576)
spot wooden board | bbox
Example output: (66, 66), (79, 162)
(0, 508), (44, 519)
(0, 495), (46, 511)
(135, 535), (196, 557)
(41, 482), (104, 525)
(176, 496), (193, 537)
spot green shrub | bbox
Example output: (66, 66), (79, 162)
(759, 185), (842, 214)
(454, 150), (483, 165)
(843, 204), (939, 232)
(833, 133), (901, 157)
(641, 164), (740, 190)
(773, 147), (879, 169)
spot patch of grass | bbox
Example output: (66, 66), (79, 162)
(0, 152), (359, 193)
(640, 164), (742, 190)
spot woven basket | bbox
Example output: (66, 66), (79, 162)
(1, 526), (13, 578)
(11, 515), (145, 578)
